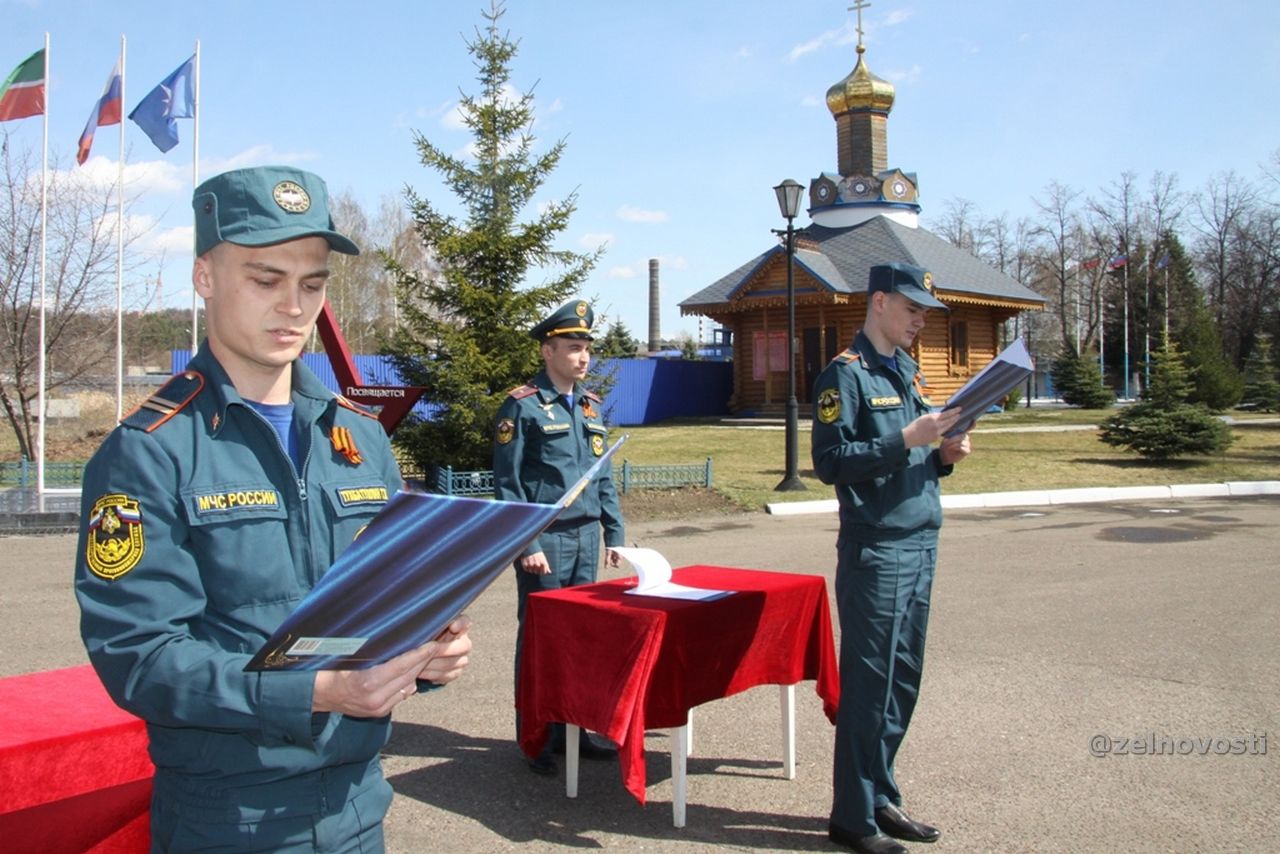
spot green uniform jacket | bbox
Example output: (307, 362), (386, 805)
(492, 369), (624, 557)
(810, 331), (953, 546)
(75, 345), (402, 819)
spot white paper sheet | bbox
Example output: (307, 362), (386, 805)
(613, 547), (733, 601)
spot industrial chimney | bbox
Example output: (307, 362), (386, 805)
(647, 258), (660, 353)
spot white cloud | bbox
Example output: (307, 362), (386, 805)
(202, 145), (318, 174)
(545, 97), (564, 115)
(148, 225), (195, 256)
(885, 65), (923, 85)
(883, 10), (914, 27)
(788, 23), (856, 62)
(801, 94), (823, 108)
(657, 255), (688, 271)
(58, 157), (187, 195)
(608, 266), (637, 279)
(617, 204), (668, 224)
(580, 232), (614, 249)
(736, 46), (752, 59)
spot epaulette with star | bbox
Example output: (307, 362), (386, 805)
(583, 390), (603, 403)
(507, 384), (538, 400)
(121, 371), (205, 433)
(336, 395), (380, 420)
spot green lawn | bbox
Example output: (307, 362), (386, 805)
(614, 416), (1280, 511)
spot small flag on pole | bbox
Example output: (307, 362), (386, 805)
(0, 49), (46, 122)
(1107, 255), (1128, 270)
(1080, 257), (1102, 271)
(76, 61), (123, 165)
(1154, 251), (1171, 270)
(129, 55), (194, 152)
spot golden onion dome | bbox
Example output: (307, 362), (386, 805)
(826, 48), (896, 115)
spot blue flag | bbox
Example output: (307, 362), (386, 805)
(128, 55), (194, 153)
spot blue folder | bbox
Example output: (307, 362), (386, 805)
(246, 435), (627, 670)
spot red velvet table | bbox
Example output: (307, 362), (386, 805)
(517, 565), (839, 817)
(0, 665), (153, 852)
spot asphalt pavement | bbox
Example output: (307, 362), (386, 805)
(3, 496), (1277, 852)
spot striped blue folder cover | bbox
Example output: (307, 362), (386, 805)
(247, 435), (626, 670)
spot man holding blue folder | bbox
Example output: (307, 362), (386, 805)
(812, 263), (972, 854)
(75, 165), (472, 850)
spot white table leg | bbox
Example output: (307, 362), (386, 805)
(780, 684), (796, 780)
(672, 723), (688, 827)
(566, 724), (580, 798)
(686, 707), (694, 756)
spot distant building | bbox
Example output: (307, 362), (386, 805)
(680, 23), (1044, 414)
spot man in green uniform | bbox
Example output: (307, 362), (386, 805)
(493, 299), (625, 775)
(811, 263), (972, 854)
(75, 165), (472, 851)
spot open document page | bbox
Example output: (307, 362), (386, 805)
(246, 434), (628, 671)
(942, 338), (1034, 436)
(615, 546), (733, 601)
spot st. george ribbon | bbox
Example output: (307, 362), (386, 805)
(247, 434), (628, 671)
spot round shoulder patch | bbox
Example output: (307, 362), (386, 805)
(85, 493), (145, 580)
(817, 388), (842, 424)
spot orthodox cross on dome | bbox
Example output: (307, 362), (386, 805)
(849, 0), (871, 52)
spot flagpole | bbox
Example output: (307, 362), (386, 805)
(1098, 274), (1105, 385)
(115, 35), (126, 422)
(190, 40), (201, 355)
(1163, 262), (1170, 341)
(36, 33), (49, 509)
(1122, 260), (1130, 400)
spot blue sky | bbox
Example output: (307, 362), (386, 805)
(5, 0), (1279, 342)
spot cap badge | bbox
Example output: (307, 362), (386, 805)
(922, 272), (935, 294)
(272, 180), (311, 214)
(575, 301), (588, 318)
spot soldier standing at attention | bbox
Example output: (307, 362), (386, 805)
(493, 299), (625, 776)
(811, 263), (972, 854)
(75, 165), (472, 851)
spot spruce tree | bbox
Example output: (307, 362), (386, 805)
(595, 320), (640, 358)
(1099, 337), (1234, 460)
(1051, 349), (1114, 409)
(1240, 334), (1280, 412)
(385, 1), (601, 470)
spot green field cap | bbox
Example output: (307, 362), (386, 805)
(193, 165), (358, 256)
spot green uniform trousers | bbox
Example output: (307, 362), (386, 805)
(831, 538), (936, 836)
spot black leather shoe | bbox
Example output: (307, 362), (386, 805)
(827, 824), (907, 854)
(526, 753), (557, 776)
(874, 803), (941, 843)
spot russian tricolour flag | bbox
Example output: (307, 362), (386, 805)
(76, 61), (122, 165)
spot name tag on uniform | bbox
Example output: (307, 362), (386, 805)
(868, 395), (902, 408)
(191, 488), (282, 515)
(539, 422), (571, 433)
(334, 486), (389, 507)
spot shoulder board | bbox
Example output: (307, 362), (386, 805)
(832, 349), (860, 365)
(583, 390), (603, 403)
(507, 384), (538, 400)
(336, 395), (380, 420)
(121, 371), (205, 433)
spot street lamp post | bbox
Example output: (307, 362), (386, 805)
(773, 179), (807, 492)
